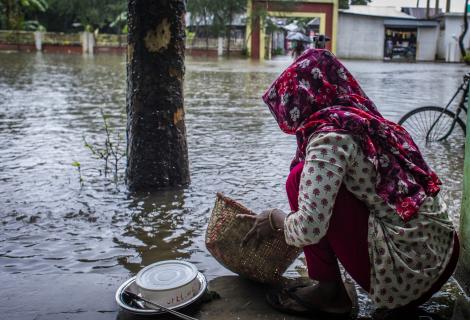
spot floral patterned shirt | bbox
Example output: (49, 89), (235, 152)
(284, 132), (455, 309)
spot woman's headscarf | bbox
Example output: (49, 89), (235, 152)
(262, 49), (441, 222)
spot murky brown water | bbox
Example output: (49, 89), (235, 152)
(0, 52), (466, 317)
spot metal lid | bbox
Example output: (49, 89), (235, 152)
(135, 260), (198, 291)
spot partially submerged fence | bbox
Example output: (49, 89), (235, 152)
(0, 30), (126, 54)
(0, 30), (245, 56)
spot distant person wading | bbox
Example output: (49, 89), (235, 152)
(291, 40), (307, 60)
(238, 49), (459, 318)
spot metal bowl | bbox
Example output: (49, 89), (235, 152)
(115, 272), (207, 315)
(135, 260), (199, 307)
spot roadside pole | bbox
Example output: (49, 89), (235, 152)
(456, 86), (470, 296)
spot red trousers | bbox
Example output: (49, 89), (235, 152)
(286, 162), (459, 309)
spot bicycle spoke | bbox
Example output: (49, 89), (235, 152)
(398, 106), (465, 145)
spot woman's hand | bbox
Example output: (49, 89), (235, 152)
(237, 209), (286, 247)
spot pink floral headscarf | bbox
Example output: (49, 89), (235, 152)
(262, 49), (441, 222)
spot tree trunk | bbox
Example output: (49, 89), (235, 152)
(435, 0), (440, 16)
(126, 0), (190, 191)
(226, 8), (233, 57)
(459, 0), (469, 58)
(5, 0), (13, 29)
(446, 0), (451, 13)
(426, 0), (431, 18)
(203, 12), (209, 51)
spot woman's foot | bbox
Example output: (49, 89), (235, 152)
(266, 280), (353, 317)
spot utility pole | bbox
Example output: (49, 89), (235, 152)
(126, 0), (190, 191)
(456, 80), (470, 296)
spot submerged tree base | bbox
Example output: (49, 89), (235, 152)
(126, 0), (190, 191)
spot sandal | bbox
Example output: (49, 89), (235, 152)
(266, 285), (354, 319)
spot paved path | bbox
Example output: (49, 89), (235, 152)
(1, 273), (469, 320)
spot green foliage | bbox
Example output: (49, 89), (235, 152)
(240, 46), (248, 57)
(188, 0), (245, 36)
(37, 0), (126, 33)
(19, 0), (47, 11)
(0, 0), (48, 29)
(339, 0), (349, 9)
(211, 0), (246, 35)
(23, 19), (45, 31)
(350, 0), (371, 5)
(83, 109), (125, 183)
(339, 0), (371, 9)
(186, 30), (195, 42)
(1, 0), (127, 32)
(464, 52), (470, 64)
(188, 0), (213, 23)
(109, 10), (126, 33)
(272, 47), (283, 56)
(71, 161), (80, 167)
(71, 161), (83, 185)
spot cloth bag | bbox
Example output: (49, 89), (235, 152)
(205, 193), (302, 284)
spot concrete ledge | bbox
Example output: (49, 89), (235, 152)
(452, 295), (470, 320)
(455, 264), (470, 296)
(0, 273), (126, 320)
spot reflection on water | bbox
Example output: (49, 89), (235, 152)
(0, 53), (465, 316)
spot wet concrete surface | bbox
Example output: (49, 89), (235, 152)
(1, 272), (468, 320)
(0, 273), (124, 320)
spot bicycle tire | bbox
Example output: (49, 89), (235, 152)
(398, 106), (466, 143)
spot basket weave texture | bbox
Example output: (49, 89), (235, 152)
(205, 193), (302, 284)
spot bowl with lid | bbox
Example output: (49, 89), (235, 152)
(134, 260), (201, 308)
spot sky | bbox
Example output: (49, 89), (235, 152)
(369, 0), (466, 13)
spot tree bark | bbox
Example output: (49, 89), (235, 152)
(126, 0), (190, 191)
(204, 11), (209, 51)
(226, 8), (232, 57)
(459, 0), (469, 58)
(5, 0), (13, 29)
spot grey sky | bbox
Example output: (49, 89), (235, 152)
(369, 0), (466, 13)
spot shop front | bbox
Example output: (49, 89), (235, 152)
(384, 27), (417, 61)
(383, 19), (439, 62)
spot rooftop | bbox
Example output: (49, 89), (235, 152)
(339, 5), (416, 19)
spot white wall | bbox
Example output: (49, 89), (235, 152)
(337, 14), (384, 59)
(437, 26), (446, 59)
(416, 27), (439, 61)
(437, 15), (470, 62)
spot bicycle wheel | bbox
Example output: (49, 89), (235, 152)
(398, 106), (466, 143)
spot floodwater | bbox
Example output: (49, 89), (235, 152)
(0, 52), (467, 318)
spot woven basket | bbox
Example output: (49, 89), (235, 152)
(205, 193), (302, 284)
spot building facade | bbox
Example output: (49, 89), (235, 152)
(337, 6), (470, 62)
(437, 13), (470, 62)
(337, 6), (442, 62)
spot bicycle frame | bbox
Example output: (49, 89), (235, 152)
(425, 73), (470, 142)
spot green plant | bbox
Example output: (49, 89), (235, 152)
(272, 47), (283, 56)
(1, 0), (48, 30)
(71, 160), (83, 185)
(186, 30), (195, 42)
(109, 10), (126, 34)
(464, 52), (470, 64)
(23, 19), (45, 31)
(83, 109), (125, 183)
